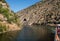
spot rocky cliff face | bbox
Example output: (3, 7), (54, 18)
(17, 0), (60, 25)
(0, 0), (21, 33)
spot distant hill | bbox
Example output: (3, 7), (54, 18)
(16, 0), (60, 26)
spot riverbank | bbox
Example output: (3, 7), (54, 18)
(0, 21), (21, 34)
(0, 30), (20, 41)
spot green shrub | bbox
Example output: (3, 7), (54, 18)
(0, 23), (7, 32)
(0, 4), (2, 8)
(0, 7), (19, 24)
(2, 0), (6, 3)
(0, 8), (9, 14)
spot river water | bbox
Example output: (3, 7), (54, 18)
(0, 25), (55, 41)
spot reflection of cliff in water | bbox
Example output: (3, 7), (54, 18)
(0, 31), (20, 41)
(0, 24), (55, 41)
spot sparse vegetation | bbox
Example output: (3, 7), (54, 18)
(2, 0), (6, 3)
(0, 0), (21, 33)
(0, 22), (7, 32)
(0, 4), (2, 8)
(0, 6), (19, 23)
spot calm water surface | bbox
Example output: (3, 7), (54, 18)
(0, 25), (55, 41)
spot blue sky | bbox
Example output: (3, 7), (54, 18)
(5, 0), (41, 12)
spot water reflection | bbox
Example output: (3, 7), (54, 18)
(16, 25), (55, 41)
(0, 25), (55, 41)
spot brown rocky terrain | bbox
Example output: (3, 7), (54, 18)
(0, 0), (21, 33)
(0, 0), (57, 41)
(17, 0), (60, 26)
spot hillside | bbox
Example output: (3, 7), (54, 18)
(0, 0), (21, 33)
(0, 0), (57, 41)
(0, 0), (60, 33)
(17, 0), (60, 26)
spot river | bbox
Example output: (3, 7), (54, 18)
(0, 24), (55, 41)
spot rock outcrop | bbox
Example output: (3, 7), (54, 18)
(0, 0), (21, 33)
(17, 0), (60, 25)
